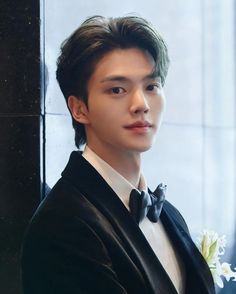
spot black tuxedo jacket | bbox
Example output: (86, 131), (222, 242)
(21, 151), (215, 294)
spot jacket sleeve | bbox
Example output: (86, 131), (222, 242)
(21, 213), (127, 294)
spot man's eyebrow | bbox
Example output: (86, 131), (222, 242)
(100, 76), (129, 83)
(100, 72), (160, 83)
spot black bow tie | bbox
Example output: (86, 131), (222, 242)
(129, 183), (166, 224)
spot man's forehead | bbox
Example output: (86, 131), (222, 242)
(88, 47), (159, 83)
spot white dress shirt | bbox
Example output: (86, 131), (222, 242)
(82, 146), (185, 293)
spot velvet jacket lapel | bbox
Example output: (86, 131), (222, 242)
(161, 204), (215, 294)
(62, 151), (215, 294)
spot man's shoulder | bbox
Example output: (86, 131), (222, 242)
(34, 176), (99, 225)
(37, 178), (83, 215)
(22, 177), (108, 254)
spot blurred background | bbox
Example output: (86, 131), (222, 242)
(0, 0), (235, 293)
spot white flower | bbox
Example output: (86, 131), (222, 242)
(221, 262), (236, 282)
(211, 260), (224, 288)
(196, 229), (236, 289)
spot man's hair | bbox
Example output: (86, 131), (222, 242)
(56, 15), (170, 148)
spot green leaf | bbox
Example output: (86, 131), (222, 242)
(206, 240), (218, 264)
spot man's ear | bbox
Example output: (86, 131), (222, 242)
(68, 95), (90, 125)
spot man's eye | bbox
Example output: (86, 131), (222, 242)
(110, 87), (125, 94)
(146, 84), (161, 91)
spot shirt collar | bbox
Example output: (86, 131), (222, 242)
(82, 145), (147, 210)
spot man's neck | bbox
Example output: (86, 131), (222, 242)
(86, 144), (142, 189)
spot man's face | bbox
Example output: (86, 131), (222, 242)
(82, 48), (166, 157)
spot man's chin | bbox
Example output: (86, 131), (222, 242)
(130, 143), (153, 153)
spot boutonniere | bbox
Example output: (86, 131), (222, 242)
(196, 230), (236, 288)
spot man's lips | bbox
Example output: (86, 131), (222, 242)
(124, 121), (152, 129)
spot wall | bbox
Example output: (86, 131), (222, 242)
(0, 1), (41, 293)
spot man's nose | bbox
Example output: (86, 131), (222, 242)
(129, 90), (150, 114)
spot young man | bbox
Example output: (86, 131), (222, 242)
(21, 16), (215, 294)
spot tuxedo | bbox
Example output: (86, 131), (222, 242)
(21, 151), (215, 294)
